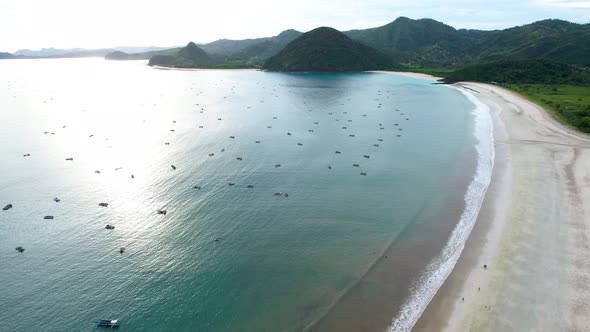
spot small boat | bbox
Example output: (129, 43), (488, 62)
(308, 129), (314, 132)
(297, 143), (303, 146)
(314, 122), (319, 124)
(199, 125), (204, 128)
(228, 183), (235, 186)
(363, 155), (370, 159)
(373, 144), (379, 147)
(360, 172), (367, 176)
(396, 134), (402, 137)
(275, 164), (281, 168)
(157, 210), (167, 215)
(208, 153), (214, 157)
(246, 185), (254, 189)
(229, 136), (235, 139)
(342, 126), (347, 129)
(287, 132), (292, 136)
(119, 248), (125, 254)
(44, 216), (54, 220)
(335, 151), (341, 154)
(54, 198), (60, 202)
(95, 170), (101, 174)
(255, 141), (261, 143)
(218, 118), (222, 121)
(378, 139), (383, 142)
(23, 153), (30, 157)
(267, 126), (272, 128)
(15, 246), (25, 253)
(131, 174), (134, 179)
(65, 157), (73, 161)
(165, 142), (170, 145)
(273, 116), (277, 119)
(105, 224), (115, 230)
(236, 157), (243, 161)
(99, 203), (109, 207)
(171, 165), (177, 170)
(349, 134), (355, 137)
(193, 185), (201, 190)
(328, 166), (332, 169)
(3, 204), (12, 211)
(353, 164), (360, 167)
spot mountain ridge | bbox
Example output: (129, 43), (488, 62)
(263, 27), (399, 72)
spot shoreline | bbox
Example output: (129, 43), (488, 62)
(369, 70), (442, 81)
(414, 82), (590, 331)
(151, 65), (259, 71)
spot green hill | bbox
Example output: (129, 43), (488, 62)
(263, 27), (399, 72)
(148, 42), (214, 68)
(200, 30), (301, 62)
(228, 30), (302, 64)
(344, 17), (590, 68)
(441, 59), (590, 85)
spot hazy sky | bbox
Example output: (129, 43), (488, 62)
(1, 0), (589, 52)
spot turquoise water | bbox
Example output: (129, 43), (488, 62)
(0, 59), (477, 331)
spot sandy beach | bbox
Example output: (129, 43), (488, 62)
(413, 82), (590, 331)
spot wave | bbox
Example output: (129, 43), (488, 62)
(387, 87), (495, 332)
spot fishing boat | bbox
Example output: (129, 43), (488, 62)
(96, 319), (119, 328)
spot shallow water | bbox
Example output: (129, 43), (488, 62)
(0, 59), (477, 331)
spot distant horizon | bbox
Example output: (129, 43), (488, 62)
(3, 0), (589, 53)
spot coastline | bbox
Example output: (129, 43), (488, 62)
(370, 70), (442, 81)
(414, 82), (590, 331)
(150, 65), (259, 71)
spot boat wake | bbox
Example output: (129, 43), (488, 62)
(388, 87), (495, 332)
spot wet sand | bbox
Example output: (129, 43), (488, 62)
(414, 83), (590, 331)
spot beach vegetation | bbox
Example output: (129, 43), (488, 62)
(507, 84), (590, 133)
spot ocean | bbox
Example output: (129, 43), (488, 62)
(0, 59), (491, 331)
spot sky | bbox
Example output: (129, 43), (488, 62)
(1, 0), (589, 52)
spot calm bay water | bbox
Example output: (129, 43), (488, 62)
(0, 59), (478, 331)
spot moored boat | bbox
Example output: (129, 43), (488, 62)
(96, 319), (119, 328)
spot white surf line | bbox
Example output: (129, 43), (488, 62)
(387, 85), (495, 332)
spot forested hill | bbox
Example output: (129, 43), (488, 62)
(344, 17), (590, 68)
(263, 27), (399, 72)
(441, 59), (590, 85)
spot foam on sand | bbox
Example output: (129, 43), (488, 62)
(388, 87), (495, 332)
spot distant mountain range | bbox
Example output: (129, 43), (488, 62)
(144, 17), (590, 69)
(3, 46), (177, 59)
(2, 17), (589, 72)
